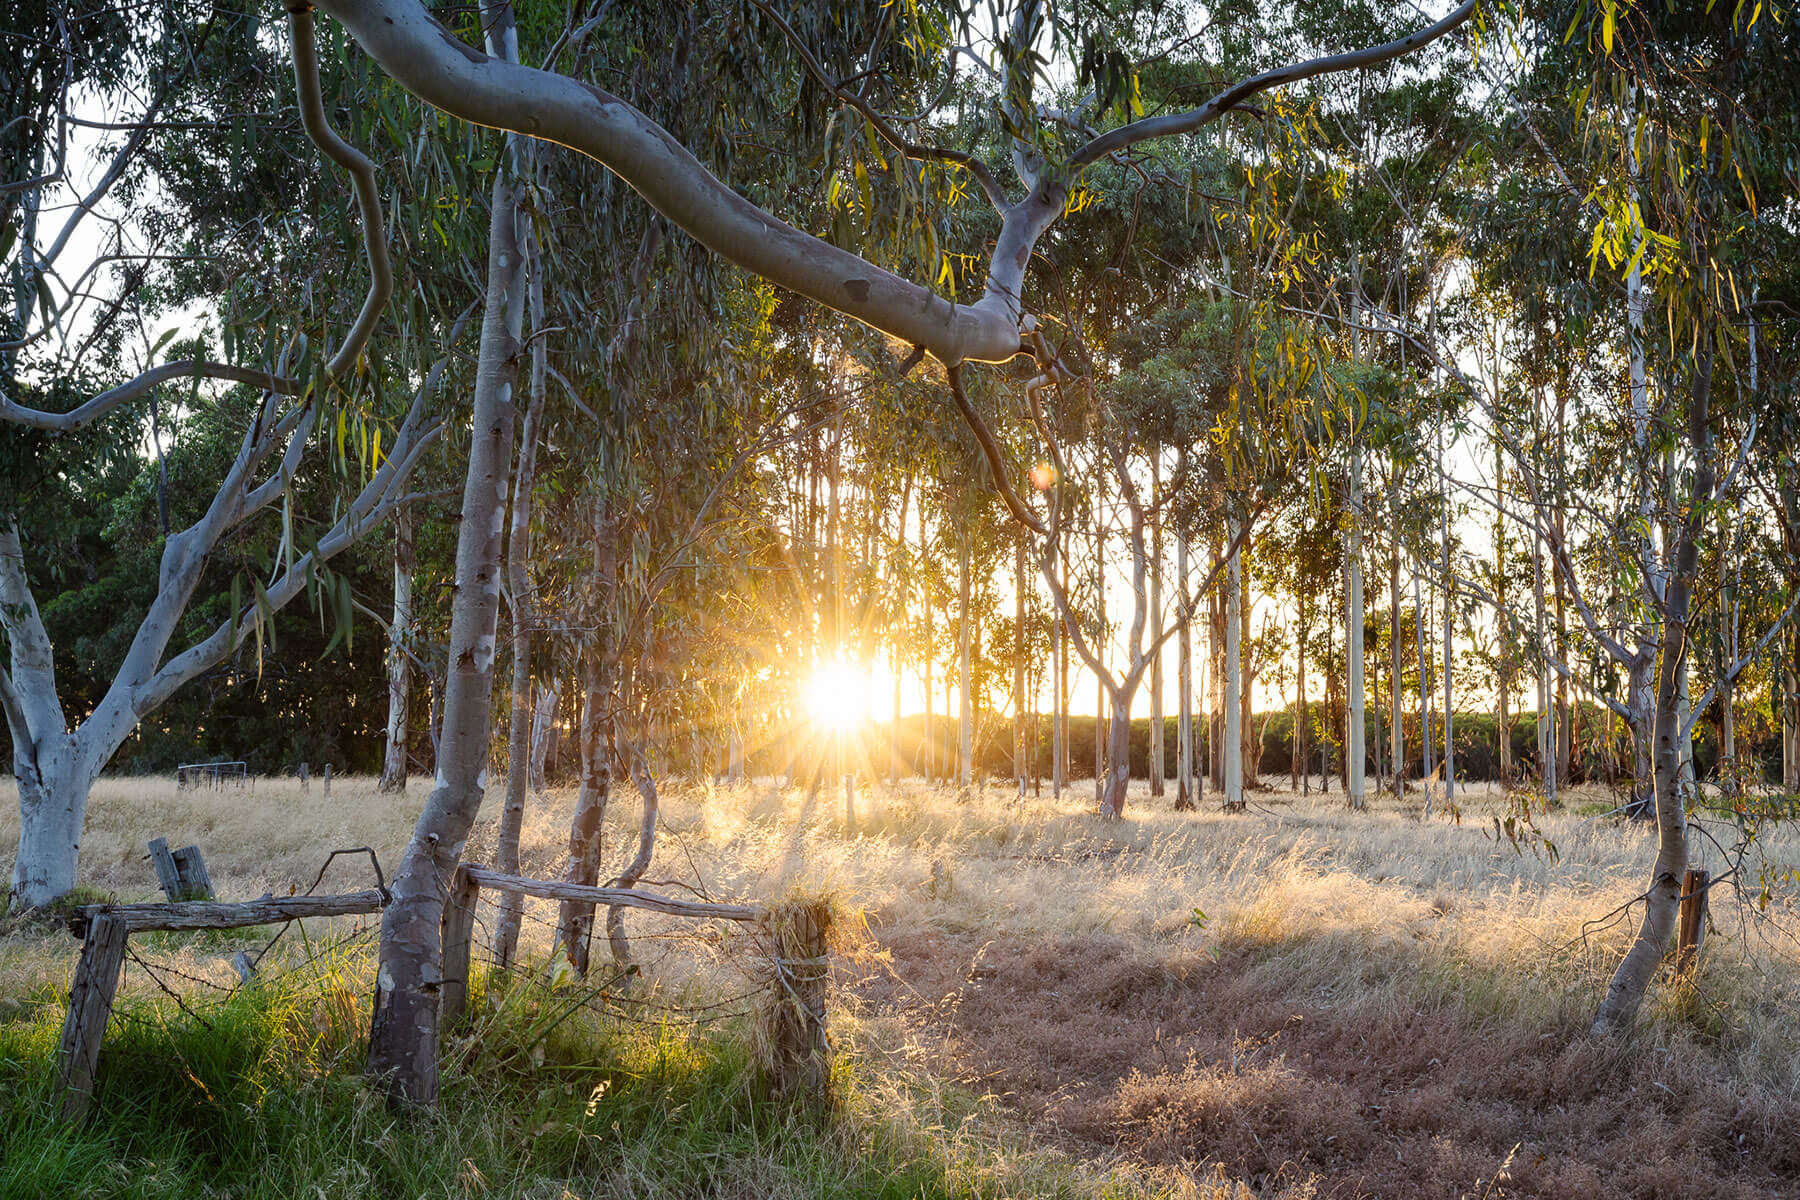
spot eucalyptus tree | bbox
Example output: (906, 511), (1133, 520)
(0, 6), (449, 908)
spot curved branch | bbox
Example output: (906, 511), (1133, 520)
(308, 0), (1020, 365)
(1068, 0), (1479, 171)
(288, 5), (393, 379)
(946, 363), (1047, 535)
(0, 360), (300, 433)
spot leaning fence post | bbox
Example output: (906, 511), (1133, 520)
(147, 837), (183, 901)
(57, 913), (128, 1122)
(759, 898), (832, 1104)
(439, 864), (480, 1028)
(1676, 867), (1709, 975)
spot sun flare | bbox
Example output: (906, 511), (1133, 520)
(805, 660), (870, 731)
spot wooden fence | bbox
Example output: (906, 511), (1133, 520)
(56, 867), (829, 1119)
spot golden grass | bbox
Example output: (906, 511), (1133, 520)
(4, 770), (1798, 1182)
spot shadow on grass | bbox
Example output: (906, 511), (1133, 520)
(0, 950), (996, 1200)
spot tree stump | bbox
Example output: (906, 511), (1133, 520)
(57, 913), (128, 1121)
(758, 898), (832, 1105)
(1675, 867), (1709, 975)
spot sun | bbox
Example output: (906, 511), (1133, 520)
(805, 660), (869, 731)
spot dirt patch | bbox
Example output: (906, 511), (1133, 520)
(852, 927), (1800, 1199)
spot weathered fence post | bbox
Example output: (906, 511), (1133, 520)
(147, 837), (183, 901)
(439, 864), (480, 1028)
(759, 898), (832, 1104)
(322, 763), (332, 799)
(298, 761), (309, 792)
(171, 845), (213, 900)
(56, 913), (128, 1121)
(1676, 867), (1709, 975)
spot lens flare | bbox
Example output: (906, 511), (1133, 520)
(805, 660), (869, 730)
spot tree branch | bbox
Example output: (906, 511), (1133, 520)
(0, 360), (299, 433)
(289, 5), (393, 379)
(1068, 0), (1478, 171)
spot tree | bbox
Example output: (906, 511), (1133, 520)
(2, 8), (429, 908)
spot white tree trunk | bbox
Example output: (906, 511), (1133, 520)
(1389, 483), (1405, 794)
(1149, 461), (1165, 798)
(367, 55), (526, 1100)
(1176, 517), (1194, 811)
(958, 532), (973, 789)
(529, 680), (558, 792)
(9, 737), (93, 908)
(379, 505), (416, 793)
(1346, 452), (1366, 809)
(1224, 520), (1243, 809)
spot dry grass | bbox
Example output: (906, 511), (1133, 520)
(4, 772), (1799, 1197)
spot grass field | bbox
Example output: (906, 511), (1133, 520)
(3, 773), (1798, 1198)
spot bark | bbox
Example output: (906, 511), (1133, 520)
(1103, 699), (1132, 817)
(1149, 463), (1165, 798)
(604, 744), (659, 967)
(366, 95), (526, 1104)
(1592, 326), (1713, 1036)
(558, 579), (615, 976)
(1346, 453), (1366, 809)
(1015, 535), (1027, 796)
(1438, 408), (1455, 812)
(491, 203), (549, 970)
(958, 533), (973, 789)
(1176, 516), (1194, 811)
(1390, 486), (1405, 794)
(379, 505), (416, 794)
(1094, 497), (1107, 808)
(528, 679), (558, 792)
(1297, 591), (1310, 796)
(922, 513), (934, 784)
(1223, 521), (1244, 809)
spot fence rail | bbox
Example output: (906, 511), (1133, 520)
(55, 865), (827, 1123)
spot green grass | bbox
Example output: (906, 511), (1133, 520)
(0, 947), (1142, 1200)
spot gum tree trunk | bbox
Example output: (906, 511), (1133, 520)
(528, 680), (558, 792)
(1593, 325), (1713, 1036)
(366, 56), (526, 1102)
(958, 532), (973, 789)
(491, 206), (548, 970)
(379, 505), (415, 794)
(559, 505), (617, 975)
(1346, 451), (1366, 809)
(1176, 515), (1194, 811)
(1149, 461), (1165, 798)
(1224, 521), (1243, 809)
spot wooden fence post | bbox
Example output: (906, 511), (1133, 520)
(1676, 867), (1709, 975)
(171, 845), (213, 900)
(299, 761), (309, 792)
(57, 913), (128, 1121)
(322, 763), (332, 799)
(760, 899), (832, 1104)
(439, 864), (480, 1028)
(147, 838), (183, 901)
